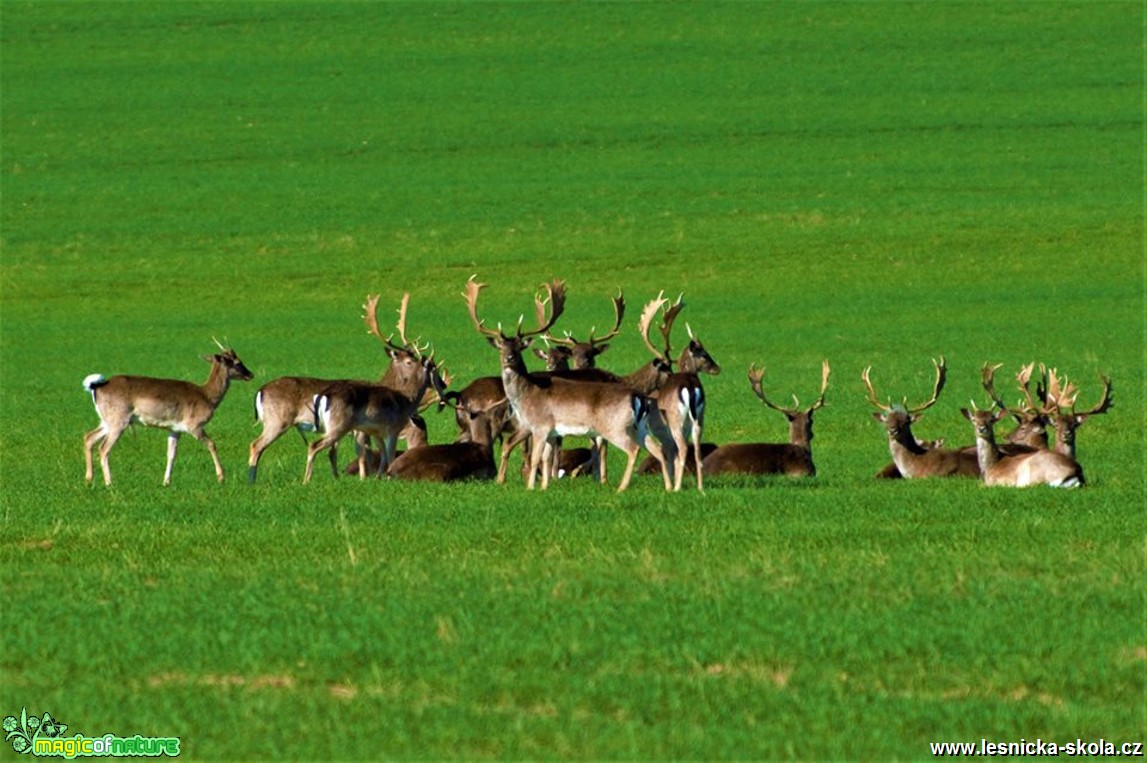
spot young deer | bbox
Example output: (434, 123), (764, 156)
(863, 357), (980, 479)
(465, 276), (669, 492)
(83, 343), (254, 486)
(247, 293), (426, 482)
(960, 404), (1084, 488)
(703, 360), (829, 478)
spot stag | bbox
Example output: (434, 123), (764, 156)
(703, 360), (829, 478)
(1043, 368), (1112, 460)
(863, 357), (979, 479)
(961, 403), (1084, 488)
(247, 293), (428, 482)
(83, 343), (254, 486)
(464, 276), (669, 491)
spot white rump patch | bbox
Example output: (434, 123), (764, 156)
(254, 391), (265, 422)
(83, 373), (105, 391)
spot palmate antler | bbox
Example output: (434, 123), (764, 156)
(364, 292), (430, 358)
(862, 356), (947, 414)
(464, 275), (567, 341)
(749, 360), (830, 415)
(637, 292), (684, 367)
(1045, 368), (1113, 417)
(549, 289), (626, 350)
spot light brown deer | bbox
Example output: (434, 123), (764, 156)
(703, 360), (829, 478)
(863, 357), (980, 479)
(465, 276), (669, 492)
(960, 404), (1084, 488)
(303, 353), (447, 483)
(247, 293), (427, 482)
(1043, 368), (1112, 460)
(83, 343), (254, 486)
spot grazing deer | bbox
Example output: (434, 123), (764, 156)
(465, 276), (669, 492)
(863, 357), (980, 479)
(960, 404), (1084, 488)
(247, 293), (427, 483)
(703, 360), (829, 478)
(83, 343), (254, 486)
(1043, 368), (1112, 460)
(387, 396), (500, 482)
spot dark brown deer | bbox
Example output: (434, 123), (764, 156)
(465, 276), (669, 491)
(863, 357), (980, 479)
(961, 404), (1084, 488)
(247, 293), (427, 482)
(83, 343), (254, 486)
(386, 396), (500, 482)
(703, 360), (829, 478)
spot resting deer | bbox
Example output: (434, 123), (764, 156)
(247, 293), (427, 482)
(960, 403), (1084, 487)
(345, 414), (429, 476)
(465, 276), (669, 491)
(83, 343), (254, 486)
(703, 360), (829, 478)
(387, 394), (502, 482)
(1043, 368), (1112, 460)
(863, 357), (979, 479)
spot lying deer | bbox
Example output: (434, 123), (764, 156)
(702, 360), (829, 478)
(863, 357), (980, 479)
(387, 395), (502, 482)
(1043, 368), (1112, 461)
(465, 276), (669, 492)
(248, 293), (427, 482)
(961, 404), (1084, 488)
(83, 343), (254, 486)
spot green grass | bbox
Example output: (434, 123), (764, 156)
(1, 1), (1144, 759)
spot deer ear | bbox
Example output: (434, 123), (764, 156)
(871, 411), (886, 423)
(960, 408), (973, 421)
(486, 336), (498, 349)
(202, 354), (218, 364)
(593, 343), (609, 355)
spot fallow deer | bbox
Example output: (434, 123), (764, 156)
(386, 394), (502, 482)
(83, 343), (254, 486)
(247, 293), (427, 482)
(1043, 368), (1112, 461)
(303, 353), (447, 483)
(464, 276), (669, 492)
(863, 357), (980, 479)
(960, 404), (1084, 488)
(702, 360), (829, 478)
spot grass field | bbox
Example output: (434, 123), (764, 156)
(1, 2), (1144, 759)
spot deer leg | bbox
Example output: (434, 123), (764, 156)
(616, 445), (640, 493)
(538, 439), (555, 490)
(378, 433), (398, 478)
(84, 425), (108, 484)
(162, 432), (181, 486)
(594, 436), (608, 484)
(498, 429), (530, 484)
(248, 422), (289, 484)
(691, 431), (704, 493)
(196, 432), (225, 483)
(304, 436), (335, 484)
(96, 425), (127, 486)
(525, 435), (548, 490)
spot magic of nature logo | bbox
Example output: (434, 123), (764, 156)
(3, 708), (180, 758)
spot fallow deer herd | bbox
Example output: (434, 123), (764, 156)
(80, 278), (1113, 491)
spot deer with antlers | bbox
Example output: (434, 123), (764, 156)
(703, 360), (829, 478)
(1043, 368), (1113, 460)
(464, 276), (669, 492)
(301, 297), (448, 483)
(247, 293), (430, 483)
(960, 401), (1084, 488)
(863, 357), (980, 479)
(83, 342), (254, 486)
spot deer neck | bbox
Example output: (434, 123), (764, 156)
(1052, 416), (1077, 459)
(623, 361), (668, 395)
(200, 361), (232, 407)
(789, 414), (813, 452)
(972, 428), (1001, 473)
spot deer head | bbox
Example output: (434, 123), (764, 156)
(464, 275), (567, 373)
(862, 356), (947, 447)
(545, 289), (626, 370)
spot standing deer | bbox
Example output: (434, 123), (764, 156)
(83, 343), (254, 486)
(247, 293), (427, 482)
(703, 360), (829, 478)
(863, 357), (980, 479)
(1043, 369), (1112, 460)
(960, 404), (1084, 487)
(465, 276), (669, 492)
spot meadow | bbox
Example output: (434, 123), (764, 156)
(1, 2), (1143, 759)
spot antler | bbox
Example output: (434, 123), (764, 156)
(980, 363), (1011, 411)
(1046, 368), (1112, 417)
(749, 360), (830, 415)
(464, 275), (566, 341)
(637, 293), (671, 362)
(862, 356), (946, 414)
(659, 294), (685, 362)
(552, 289), (626, 349)
(365, 292), (425, 357)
